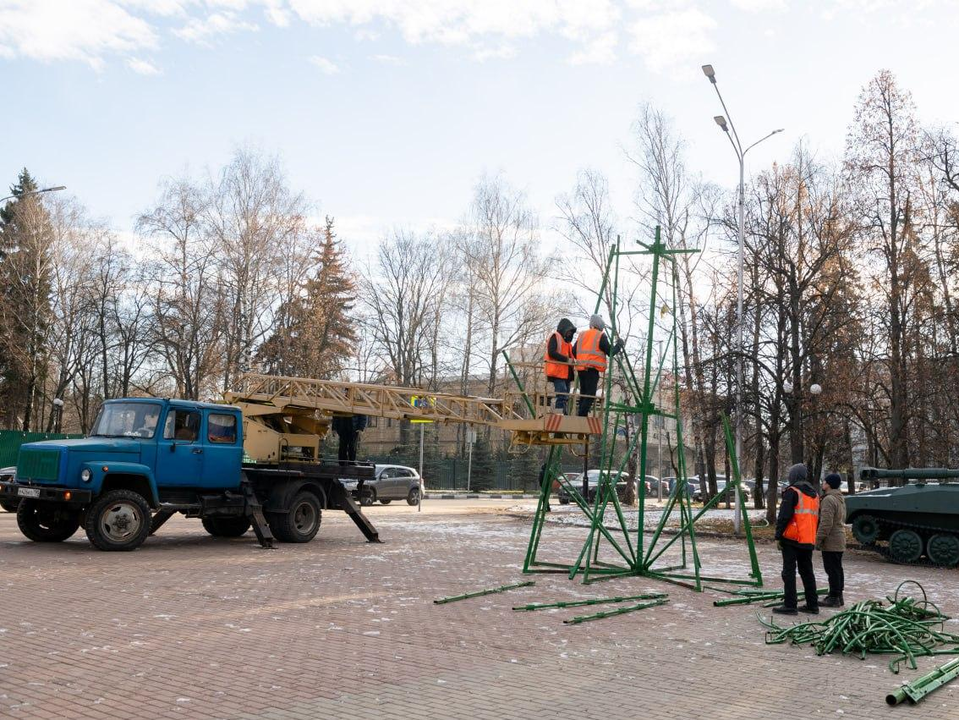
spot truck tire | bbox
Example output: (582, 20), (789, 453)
(16, 500), (81, 542)
(270, 490), (322, 543)
(84, 489), (152, 551)
(201, 516), (252, 538)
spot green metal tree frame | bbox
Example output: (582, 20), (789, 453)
(516, 227), (763, 591)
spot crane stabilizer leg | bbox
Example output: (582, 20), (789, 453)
(241, 478), (277, 549)
(330, 482), (382, 543)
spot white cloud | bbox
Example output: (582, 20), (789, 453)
(628, 8), (717, 73)
(568, 31), (617, 65)
(174, 11), (258, 43)
(0, 0), (156, 68)
(127, 56), (161, 74)
(371, 54), (405, 65)
(308, 55), (340, 74)
(472, 44), (517, 62)
(729, 0), (786, 10)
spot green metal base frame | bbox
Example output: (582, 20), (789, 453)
(512, 227), (764, 594)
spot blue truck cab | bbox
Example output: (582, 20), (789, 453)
(0, 397), (379, 551)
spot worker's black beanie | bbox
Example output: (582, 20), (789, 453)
(824, 473), (842, 489)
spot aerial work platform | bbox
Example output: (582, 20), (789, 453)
(224, 372), (602, 462)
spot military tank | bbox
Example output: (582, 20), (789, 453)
(846, 468), (958, 566)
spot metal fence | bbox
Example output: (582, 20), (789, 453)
(366, 456), (583, 492)
(0, 431), (83, 467)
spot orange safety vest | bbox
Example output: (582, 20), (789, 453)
(544, 331), (574, 379)
(783, 487), (819, 545)
(575, 328), (607, 373)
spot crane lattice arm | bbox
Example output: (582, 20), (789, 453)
(225, 372), (602, 463)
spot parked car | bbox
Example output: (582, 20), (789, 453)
(0, 466), (17, 512)
(664, 477), (698, 498)
(341, 464), (423, 506)
(692, 475), (732, 503)
(557, 469), (629, 505)
(641, 475), (668, 498)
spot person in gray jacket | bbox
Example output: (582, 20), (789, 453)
(816, 473), (847, 607)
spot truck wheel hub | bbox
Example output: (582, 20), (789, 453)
(102, 503), (141, 540)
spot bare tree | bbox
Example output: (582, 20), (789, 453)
(138, 177), (225, 399)
(468, 174), (551, 396)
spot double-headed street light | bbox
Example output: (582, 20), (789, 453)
(702, 64), (783, 533)
(0, 185), (67, 204)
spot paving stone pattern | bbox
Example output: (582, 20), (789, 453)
(0, 507), (957, 719)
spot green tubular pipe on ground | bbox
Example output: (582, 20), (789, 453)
(434, 581), (535, 605)
(886, 657), (959, 706)
(564, 598), (669, 625)
(714, 588), (829, 607)
(513, 593), (667, 612)
(757, 583), (958, 674)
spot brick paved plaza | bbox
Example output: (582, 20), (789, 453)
(1, 501), (957, 719)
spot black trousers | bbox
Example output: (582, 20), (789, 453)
(337, 427), (358, 463)
(781, 543), (819, 609)
(821, 551), (844, 598)
(577, 369), (600, 416)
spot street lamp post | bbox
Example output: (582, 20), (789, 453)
(702, 64), (783, 534)
(0, 185), (67, 204)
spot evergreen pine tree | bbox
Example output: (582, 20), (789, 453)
(0, 169), (54, 429)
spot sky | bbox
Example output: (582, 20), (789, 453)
(1, 0), (957, 263)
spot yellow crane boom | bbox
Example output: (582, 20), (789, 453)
(224, 373), (602, 463)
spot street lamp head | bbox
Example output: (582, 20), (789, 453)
(52, 398), (64, 407)
(782, 380), (793, 394)
(41, 186), (67, 192)
(810, 383), (822, 396)
(702, 64), (716, 83)
(772, 129), (784, 135)
(714, 115), (729, 132)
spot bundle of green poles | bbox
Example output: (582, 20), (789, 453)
(886, 657), (959, 706)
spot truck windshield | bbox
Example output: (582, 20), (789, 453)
(91, 402), (162, 439)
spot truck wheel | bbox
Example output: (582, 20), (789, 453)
(271, 491), (322, 543)
(16, 500), (81, 542)
(201, 516), (252, 538)
(406, 487), (420, 506)
(84, 489), (152, 551)
(1, 498), (21, 513)
(851, 515), (880, 545)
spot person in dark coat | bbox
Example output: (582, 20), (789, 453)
(333, 415), (367, 464)
(816, 473), (847, 607)
(772, 463), (821, 615)
(573, 315), (624, 417)
(545, 318), (577, 414)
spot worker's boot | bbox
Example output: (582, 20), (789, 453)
(771, 605), (798, 615)
(798, 604), (820, 615)
(821, 595), (842, 608)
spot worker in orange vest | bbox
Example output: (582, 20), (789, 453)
(544, 318), (577, 414)
(772, 463), (821, 615)
(573, 314), (623, 416)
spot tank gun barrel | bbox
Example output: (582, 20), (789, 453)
(860, 467), (959, 481)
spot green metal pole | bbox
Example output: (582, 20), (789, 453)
(513, 592), (667, 611)
(564, 598), (669, 624)
(434, 581), (535, 605)
(721, 413), (762, 583)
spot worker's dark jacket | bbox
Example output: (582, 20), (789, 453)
(775, 480), (819, 549)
